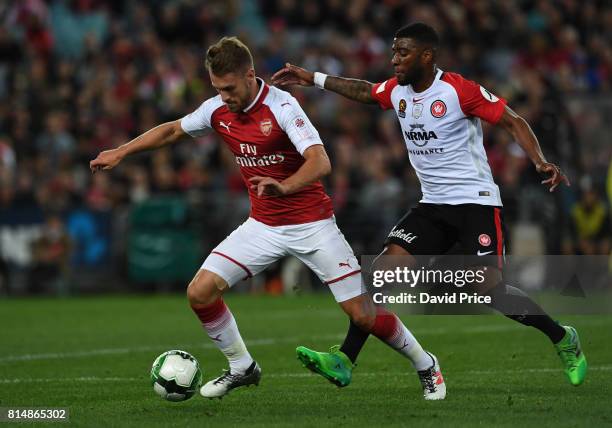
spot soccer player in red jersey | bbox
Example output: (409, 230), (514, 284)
(90, 37), (446, 400)
(273, 23), (586, 387)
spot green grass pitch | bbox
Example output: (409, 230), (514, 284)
(0, 294), (610, 427)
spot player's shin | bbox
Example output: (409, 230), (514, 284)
(190, 298), (254, 374)
(369, 307), (433, 371)
(484, 283), (566, 343)
(339, 320), (370, 363)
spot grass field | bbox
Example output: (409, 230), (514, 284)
(0, 293), (610, 427)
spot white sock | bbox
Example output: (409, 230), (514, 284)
(371, 309), (433, 371)
(391, 323), (434, 371)
(193, 301), (254, 374)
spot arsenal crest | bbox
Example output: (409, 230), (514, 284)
(260, 119), (273, 136)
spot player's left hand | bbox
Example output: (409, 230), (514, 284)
(248, 176), (289, 197)
(271, 63), (314, 87)
(536, 162), (570, 192)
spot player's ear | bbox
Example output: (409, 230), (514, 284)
(421, 47), (434, 64)
(245, 67), (255, 80)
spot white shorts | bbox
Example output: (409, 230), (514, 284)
(201, 216), (365, 302)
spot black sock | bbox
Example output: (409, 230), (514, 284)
(486, 284), (567, 344)
(339, 320), (370, 363)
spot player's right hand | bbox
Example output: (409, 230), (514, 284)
(248, 176), (288, 197)
(89, 148), (123, 173)
(271, 63), (314, 87)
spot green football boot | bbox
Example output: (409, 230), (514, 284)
(555, 325), (587, 386)
(296, 345), (353, 387)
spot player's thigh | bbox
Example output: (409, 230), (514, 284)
(289, 218), (365, 303)
(371, 243), (418, 274)
(457, 205), (506, 271)
(385, 204), (455, 262)
(201, 218), (287, 289)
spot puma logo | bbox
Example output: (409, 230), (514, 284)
(338, 259), (351, 268)
(396, 340), (409, 351)
(219, 121), (231, 132)
(210, 334), (223, 342)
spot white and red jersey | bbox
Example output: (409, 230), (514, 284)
(372, 69), (507, 206)
(181, 78), (333, 226)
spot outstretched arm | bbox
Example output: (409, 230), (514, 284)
(89, 120), (186, 172)
(249, 145), (331, 197)
(271, 63), (377, 104)
(497, 105), (570, 192)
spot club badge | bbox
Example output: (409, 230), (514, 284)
(478, 234), (492, 246)
(260, 119), (273, 136)
(430, 100), (447, 118)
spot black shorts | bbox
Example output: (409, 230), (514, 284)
(385, 203), (506, 268)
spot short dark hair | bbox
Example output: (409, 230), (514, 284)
(395, 23), (439, 47)
(205, 36), (254, 76)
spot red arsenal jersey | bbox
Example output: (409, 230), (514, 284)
(181, 78), (333, 226)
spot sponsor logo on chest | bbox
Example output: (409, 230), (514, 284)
(404, 124), (438, 146)
(235, 143), (286, 168)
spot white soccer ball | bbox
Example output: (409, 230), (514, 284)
(150, 350), (203, 402)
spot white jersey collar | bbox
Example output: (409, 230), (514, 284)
(243, 77), (266, 113)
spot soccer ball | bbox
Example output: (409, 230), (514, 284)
(150, 350), (203, 402)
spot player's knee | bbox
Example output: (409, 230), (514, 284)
(186, 270), (227, 306)
(340, 295), (376, 331)
(349, 310), (376, 331)
(474, 266), (502, 294)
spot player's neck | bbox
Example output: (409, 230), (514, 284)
(412, 66), (437, 93)
(245, 77), (261, 108)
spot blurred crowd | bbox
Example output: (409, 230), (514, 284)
(0, 0), (610, 292)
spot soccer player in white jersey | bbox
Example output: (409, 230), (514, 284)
(272, 22), (587, 387)
(90, 37), (446, 400)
